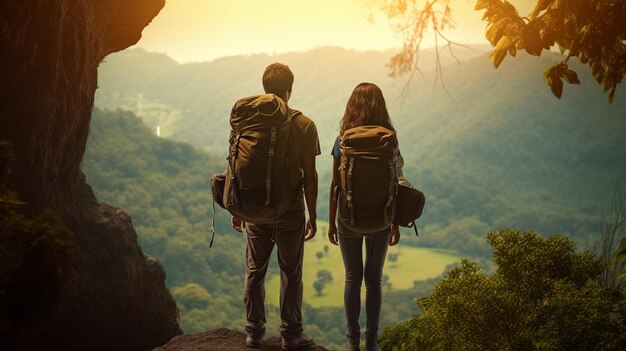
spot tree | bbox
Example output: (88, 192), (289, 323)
(317, 269), (334, 284)
(316, 251), (324, 261)
(313, 270), (333, 297)
(597, 185), (626, 290)
(388, 252), (399, 265)
(379, 229), (626, 351)
(369, 0), (626, 102)
(313, 280), (326, 296)
(172, 283), (212, 310)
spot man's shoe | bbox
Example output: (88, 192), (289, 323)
(245, 334), (264, 349)
(346, 332), (360, 351)
(282, 334), (314, 350)
(347, 340), (361, 351)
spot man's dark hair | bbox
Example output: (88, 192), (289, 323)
(262, 62), (294, 96)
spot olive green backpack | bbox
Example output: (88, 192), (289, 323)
(337, 126), (398, 233)
(211, 94), (301, 232)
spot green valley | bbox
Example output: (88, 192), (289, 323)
(265, 221), (463, 307)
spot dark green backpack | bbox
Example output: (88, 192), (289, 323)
(337, 126), (398, 233)
(214, 94), (301, 225)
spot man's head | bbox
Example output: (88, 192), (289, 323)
(262, 62), (294, 101)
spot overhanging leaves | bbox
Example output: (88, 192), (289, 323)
(476, 0), (625, 102)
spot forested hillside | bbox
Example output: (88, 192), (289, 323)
(96, 47), (626, 258)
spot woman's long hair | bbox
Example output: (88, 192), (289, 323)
(340, 82), (393, 134)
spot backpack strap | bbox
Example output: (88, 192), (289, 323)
(384, 159), (396, 224)
(210, 198), (216, 247)
(228, 130), (242, 205)
(346, 157), (355, 226)
(265, 126), (277, 205)
(263, 108), (296, 207)
(407, 221), (418, 237)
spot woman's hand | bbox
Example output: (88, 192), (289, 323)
(389, 224), (400, 246)
(328, 222), (338, 246)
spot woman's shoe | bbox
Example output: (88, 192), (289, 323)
(364, 332), (381, 351)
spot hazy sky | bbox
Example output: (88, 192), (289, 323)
(134, 0), (534, 63)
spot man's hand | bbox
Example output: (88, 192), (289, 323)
(231, 216), (245, 233)
(304, 219), (317, 241)
(302, 156), (318, 241)
(389, 224), (400, 246)
(327, 222), (338, 246)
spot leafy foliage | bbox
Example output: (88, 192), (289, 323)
(364, 0), (458, 85)
(380, 230), (626, 350)
(477, 0), (626, 102)
(172, 283), (212, 310)
(369, 0), (625, 101)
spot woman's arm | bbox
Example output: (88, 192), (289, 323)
(396, 148), (413, 187)
(328, 157), (340, 245)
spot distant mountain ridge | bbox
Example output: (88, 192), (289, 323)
(96, 45), (491, 152)
(95, 45), (626, 255)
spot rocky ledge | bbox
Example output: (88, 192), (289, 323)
(154, 328), (331, 351)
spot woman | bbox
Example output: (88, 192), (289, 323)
(328, 82), (402, 351)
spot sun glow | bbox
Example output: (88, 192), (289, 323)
(135, 0), (535, 63)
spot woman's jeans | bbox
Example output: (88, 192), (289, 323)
(338, 225), (390, 339)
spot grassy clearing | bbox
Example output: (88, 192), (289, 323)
(264, 222), (463, 307)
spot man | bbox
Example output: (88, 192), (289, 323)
(232, 62), (320, 350)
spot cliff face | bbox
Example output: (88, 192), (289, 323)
(0, 1), (181, 350)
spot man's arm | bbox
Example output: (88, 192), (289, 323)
(302, 155), (318, 241)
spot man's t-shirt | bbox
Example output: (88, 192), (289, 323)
(281, 111), (321, 219)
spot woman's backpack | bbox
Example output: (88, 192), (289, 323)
(337, 126), (398, 233)
(393, 183), (426, 236)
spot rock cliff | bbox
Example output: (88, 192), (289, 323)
(0, 1), (181, 350)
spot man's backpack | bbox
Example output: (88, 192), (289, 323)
(337, 126), (398, 233)
(213, 94), (301, 226)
